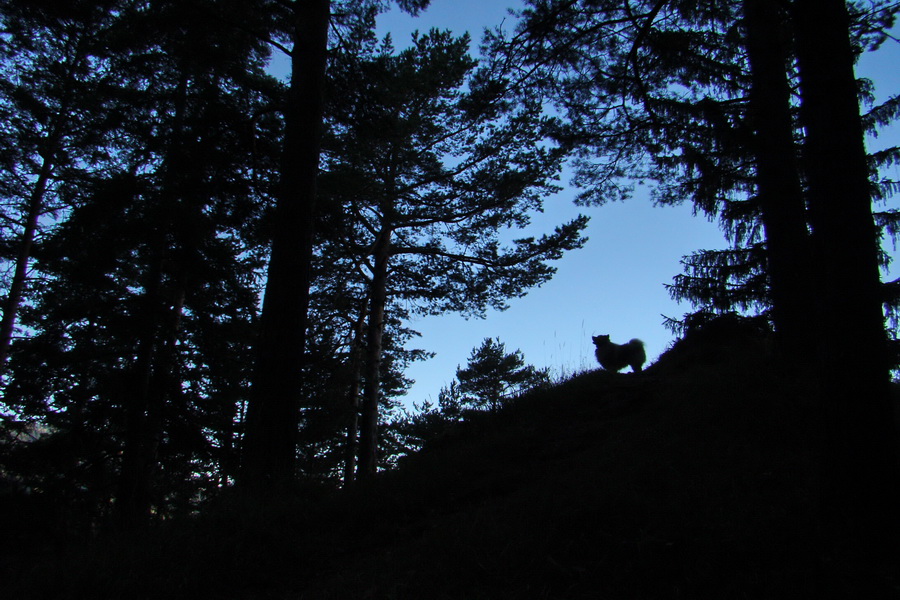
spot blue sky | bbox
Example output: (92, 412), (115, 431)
(369, 1), (900, 410)
(373, 2), (723, 408)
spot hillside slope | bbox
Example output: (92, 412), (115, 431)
(300, 331), (822, 599)
(11, 327), (899, 599)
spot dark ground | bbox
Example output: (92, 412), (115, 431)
(7, 327), (900, 599)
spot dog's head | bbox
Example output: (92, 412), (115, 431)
(592, 334), (610, 346)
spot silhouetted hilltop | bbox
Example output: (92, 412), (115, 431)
(9, 323), (899, 599)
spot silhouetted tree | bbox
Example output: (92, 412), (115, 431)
(238, 0), (331, 494)
(741, 0), (814, 362)
(0, 0), (128, 370)
(456, 337), (549, 412)
(503, 0), (900, 350)
(792, 0), (899, 557)
(323, 29), (587, 479)
(1, 0), (279, 528)
(240, 0), (432, 494)
(293, 280), (431, 484)
(500, 0), (777, 325)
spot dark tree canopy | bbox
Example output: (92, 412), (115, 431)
(1, 0), (897, 568)
(320, 28), (587, 479)
(0, 0), (280, 528)
(0, 0), (587, 519)
(499, 0), (900, 332)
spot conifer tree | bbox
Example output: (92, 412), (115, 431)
(238, 0), (331, 494)
(0, 0), (129, 370)
(502, 0), (899, 342)
(1, 0), (280, 526)
(323, 29), (587, 479)
(239, 0), (432, 494)
(792, 0), (898, 557)
(295, 272), (430, 483)
(455, 337), (549, 412)
(741, 0), (813, 361)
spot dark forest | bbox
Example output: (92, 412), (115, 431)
(1, 1), (899, 597)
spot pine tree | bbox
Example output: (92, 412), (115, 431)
(741, 0), (814, 362)
(239, 0), (331, 494)
(239, 0), (432, 494)
(1, 0), (279, 527)
(455, 337), (549, 413)
(323, 29), (587, 479)
(0, 0), (131, 370)
(496, 0), (767, 322)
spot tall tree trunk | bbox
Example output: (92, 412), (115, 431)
(240, 0), (330, 492)
(357, 228), (392, 480)
(117, 65), (192, 528)
(742, 0), (814, 366)
(343, 303), (367, 486)
(0, 44), (83, 370)
(0, 158), (53, 368)
(792, 0), (899, 561)
(116, 202), (194, 528)
(116, 242), (166, 529)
